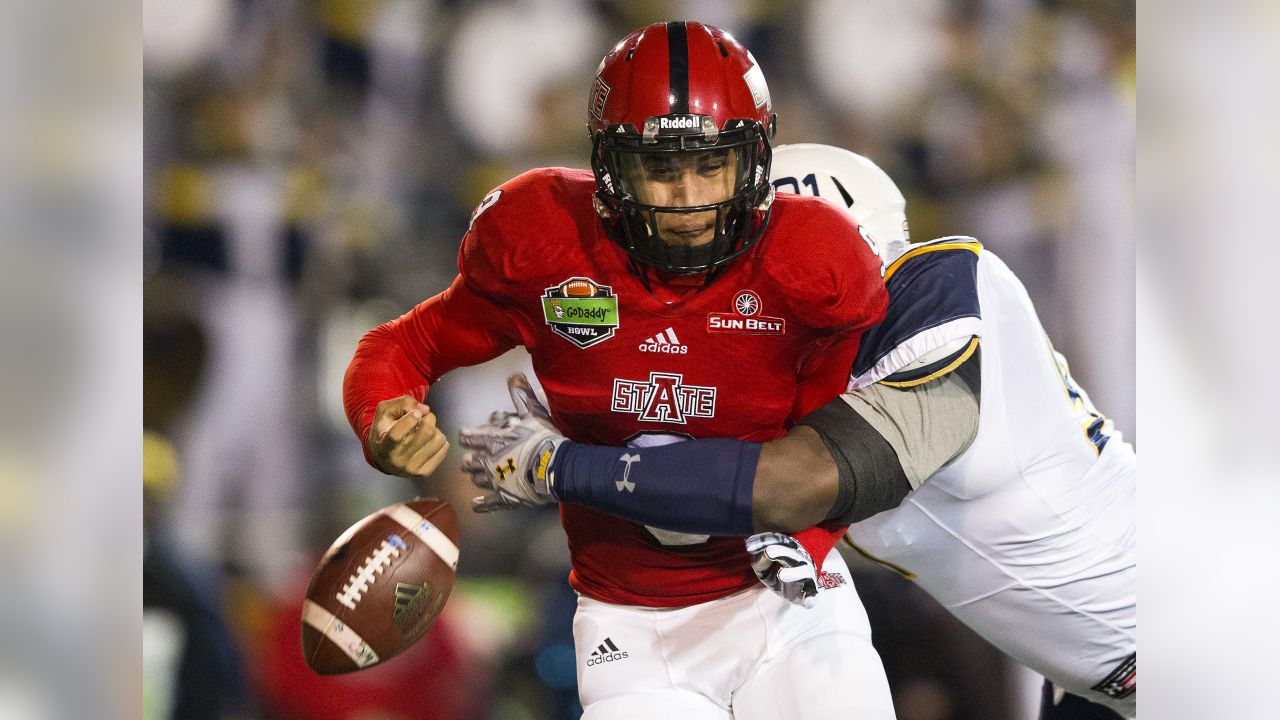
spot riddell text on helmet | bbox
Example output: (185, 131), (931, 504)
(658, 115), (700, 130)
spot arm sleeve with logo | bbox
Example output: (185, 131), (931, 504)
(551, 437), (762, 536)
(342, 228), (522, 468)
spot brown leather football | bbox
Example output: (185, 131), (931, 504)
(301, 497), (460, 674)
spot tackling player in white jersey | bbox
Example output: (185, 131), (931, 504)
(461, 144), (1136, 719)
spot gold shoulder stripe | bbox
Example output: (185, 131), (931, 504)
(883, 240), (982, 284)
(880, 336), (980, 389)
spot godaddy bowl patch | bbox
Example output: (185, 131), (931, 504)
(541, 277), (620, 348)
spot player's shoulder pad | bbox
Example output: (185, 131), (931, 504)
(850, 237), (984, 389)
(755, 194), (885, 330)
(460, 167), (597, 298)
(760, 193), (868, 266)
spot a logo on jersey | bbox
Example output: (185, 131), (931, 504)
(611, 372), (716, 424)
(707, 290), (785, 335)
(541, 277), (620, 349)
(816, 571), (847, 590)
(586, 637), (629, 667)
(589, 76), (611, 122)
(639, 327), (688, 354)
(1092, 653), (1136, 700)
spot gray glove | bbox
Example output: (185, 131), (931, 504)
(459, 373), (566, 513)
(746, 532), (819, 609)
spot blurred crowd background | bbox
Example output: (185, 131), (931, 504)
(142, 1), (1134, 718)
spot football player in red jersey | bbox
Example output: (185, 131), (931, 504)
(343, 22), (895, 719)
(464, 145), (1138, 720)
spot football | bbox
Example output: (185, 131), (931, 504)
(301, 498), (460, 674)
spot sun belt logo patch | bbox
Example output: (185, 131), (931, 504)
(707, 290), (785, 335)
(611, 372), (716, 424)
(541, 277), (620, 348)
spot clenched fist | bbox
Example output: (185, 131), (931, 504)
(367, 396), (450, 480)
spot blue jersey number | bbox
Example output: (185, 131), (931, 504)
(772, 173), (819, 197)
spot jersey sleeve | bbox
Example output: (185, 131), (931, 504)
(773, 201), (889, 336)
(768, 201), (889, 420)
(454, 167), (584, 303)
(789, 240), (984, 559)
(456, 190), (525, 304)
(792, 524), (851, 573)
(790, 332), (862, 423)
(850, 237), (984, 389)
(829, 349), (980, 492)
(343, 265), (522, 468)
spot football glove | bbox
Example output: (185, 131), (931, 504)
(459, 373), (566, 513)
(746, 532), (819, 609)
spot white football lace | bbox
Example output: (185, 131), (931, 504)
(336, 539), (402, 609)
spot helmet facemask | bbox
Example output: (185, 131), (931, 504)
(592, 118), (773, 275)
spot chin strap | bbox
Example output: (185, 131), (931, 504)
(626, 257), (655, 296)
(700, 264), (725, 290)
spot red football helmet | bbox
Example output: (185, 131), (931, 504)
(588, 21), (778, 275)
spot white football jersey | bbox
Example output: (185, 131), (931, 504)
(845, 239), (1136, 716)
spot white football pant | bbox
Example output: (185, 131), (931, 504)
(573, 550), (896, 719)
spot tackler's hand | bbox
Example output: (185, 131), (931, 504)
(367, 395), (449, 480)
(746, 532), (819, 609)
(459, 373), (566, 513)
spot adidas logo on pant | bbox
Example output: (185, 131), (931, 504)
(586, 637), (629, 666)
(639, 327), (688, 354)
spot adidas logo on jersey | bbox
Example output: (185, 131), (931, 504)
(586, 637), (629, 666)
(639, 327), (688, 354)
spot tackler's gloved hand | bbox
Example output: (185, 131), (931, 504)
(746, 532), (819, 609)
(459, 373), (566, 513)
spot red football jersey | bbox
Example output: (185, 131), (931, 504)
(344, 168), (886, 607)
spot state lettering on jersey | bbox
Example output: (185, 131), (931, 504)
(611, 372), (716, 424)
(706, 290), (786, 335)
(541, 277), (620, 349)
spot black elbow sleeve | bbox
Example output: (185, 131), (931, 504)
(797, 398), (912, 525)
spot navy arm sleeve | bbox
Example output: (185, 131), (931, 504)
(549, 439), (762, 537)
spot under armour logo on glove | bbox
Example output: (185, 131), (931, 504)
(746, 533), (819, 609)
(495, 458), (517, 481)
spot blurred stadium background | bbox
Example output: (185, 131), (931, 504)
(142, 1), (1134, 719)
